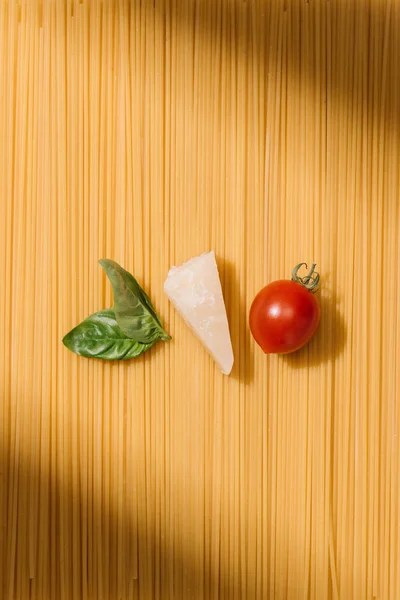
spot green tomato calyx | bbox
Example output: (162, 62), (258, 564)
(291, 262), (320, 293)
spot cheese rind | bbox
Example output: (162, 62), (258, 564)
(164, 251), (234, 375)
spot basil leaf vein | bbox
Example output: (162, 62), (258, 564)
(62, 309), (154, 360)
(99, 258), (170, 344)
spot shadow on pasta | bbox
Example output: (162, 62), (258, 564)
(0, 441), (254, 599)
(218, 256), (255, 385)
(283, 288), (347, 369)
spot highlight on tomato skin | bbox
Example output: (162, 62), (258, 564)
(249, 263), (321, 355)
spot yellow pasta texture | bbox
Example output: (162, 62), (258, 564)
(0, 0), (399, 599)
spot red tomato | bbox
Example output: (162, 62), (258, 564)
(249, 264), (321, 354)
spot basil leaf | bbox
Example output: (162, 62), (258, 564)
(99, 259), (171, 344)
(62, 309), (155, 360)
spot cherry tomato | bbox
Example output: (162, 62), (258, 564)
(249, 263), (321, 354)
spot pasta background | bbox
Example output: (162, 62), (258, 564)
(1, 0), (399, 598)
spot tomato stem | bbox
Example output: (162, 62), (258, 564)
(291, 262), (320, 292)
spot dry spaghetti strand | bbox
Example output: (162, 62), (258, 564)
(0, 1), (399, 599)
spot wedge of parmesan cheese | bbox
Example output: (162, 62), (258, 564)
(164, 251), (234, 375)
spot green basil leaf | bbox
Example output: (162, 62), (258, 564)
(62, 309), (155, 360)
(99, 258), (171, 344)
